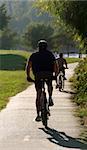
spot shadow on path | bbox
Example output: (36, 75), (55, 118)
(62, 90), (76, 95)
(39, 127), (87, 149)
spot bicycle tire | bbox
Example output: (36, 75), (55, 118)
(59, 75), (62, 91)
(62, 78), (64, 90)
(41, 91), (48, 128)
(41, 109), (47, 128)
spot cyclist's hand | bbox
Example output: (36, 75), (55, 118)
(27, 76), (35, 82)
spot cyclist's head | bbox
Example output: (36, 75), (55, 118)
(59, 53), (63, 58)
(38, 40), (48, 52)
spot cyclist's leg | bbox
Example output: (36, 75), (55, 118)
(62, 68), (67, 80)
(46, 79), (54, 106)
(56, 75), (59, 89)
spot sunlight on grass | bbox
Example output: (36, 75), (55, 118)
(0, 71), (30, 110)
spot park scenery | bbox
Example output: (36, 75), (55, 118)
(0, 0), (87, 149)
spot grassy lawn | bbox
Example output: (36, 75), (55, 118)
(66, 57), (80, 63)
(0, 50), (31, 110)
(0, 71), (29, 110)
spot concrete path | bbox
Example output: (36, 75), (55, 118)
(0, 63), (87, 150)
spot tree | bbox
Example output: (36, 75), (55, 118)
(0, 4), (10, 30)
(0, 4), (18, 50)
(23, 23), (54, 49)
(0, 29), (17, 50)
(36, 0), (87, 38)
(35, 0), (87, 52)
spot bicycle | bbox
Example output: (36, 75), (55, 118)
(56, 68), (68, 91)
(27, 72), (55, 128)
(58, 71), (64, 91)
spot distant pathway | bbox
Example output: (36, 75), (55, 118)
(0, 63), (86, 150)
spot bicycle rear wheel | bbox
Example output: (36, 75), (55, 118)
(62, 78), (64, 90)
(41, 109), (47, 128)
(59, 75), (62, 91)
(41, 91), (48, 128)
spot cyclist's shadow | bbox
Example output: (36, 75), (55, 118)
(39, 127), (87, 149)
(62, 90), (76, 95)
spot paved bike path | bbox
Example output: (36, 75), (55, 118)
(0, 63), (86, 150)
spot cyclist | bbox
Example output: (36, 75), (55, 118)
(56, 53), (68, 88)
(26, 40), (58, 121)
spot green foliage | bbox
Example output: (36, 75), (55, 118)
(0, 50), (31, 70)
(0, 4), (10, 30)
(24, 23), (54, 49)
(0, 29), (17, 49)
(35, 0), (87, 51)
(71, 57), (87, 141)
(0, 4), (18, 49)
(37, 0), (87, 39)
(51, 31), (77, 52)
(73, 58), (87, 114)
(0, 54), (27, 70)
(59, 1), (87, 39)
(1, 1), (52, 34)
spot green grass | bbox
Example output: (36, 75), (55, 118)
(0, 71), (30, 110)
(66, 57), (80, 63)
(0, 50), (31, 110)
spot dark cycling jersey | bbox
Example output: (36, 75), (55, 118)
(29, 50), (55, 75)
(57, 57), (67, 70)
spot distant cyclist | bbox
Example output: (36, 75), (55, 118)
(56, 53), (68, 88)
(26, 40), (58, 121)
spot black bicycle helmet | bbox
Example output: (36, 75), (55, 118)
(59, 53), (63, 58)
(38, 40), (48, 51)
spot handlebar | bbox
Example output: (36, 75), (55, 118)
(27, 77), (35, 83)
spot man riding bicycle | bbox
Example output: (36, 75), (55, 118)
(56, 53), (68, 88)
(26, 40), (58, 121)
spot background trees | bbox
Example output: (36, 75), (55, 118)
(0, 4), (17, 50)
(1, 0), (86, 53)
(23, 24), (54, 50)
(0, 4), (10, 30)
(35, 0), (87, 53)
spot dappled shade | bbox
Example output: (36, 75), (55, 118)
(0, 54), (27, 70)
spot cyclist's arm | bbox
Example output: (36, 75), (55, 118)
(64, 59), (68, 68)
(53, 60), (59, 76)
(26, 59), (32, 78)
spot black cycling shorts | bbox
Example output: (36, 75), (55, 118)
(34, 71), (53, 91)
